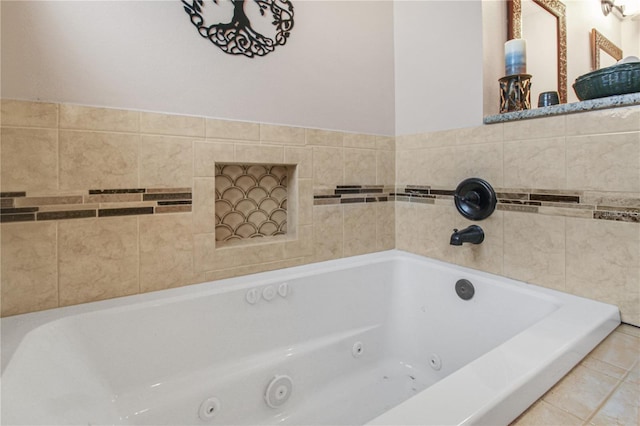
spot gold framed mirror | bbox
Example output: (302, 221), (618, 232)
(508, 0), (567, 104)
(590, 28), (623, 70)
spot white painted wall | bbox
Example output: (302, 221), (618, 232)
(1, 0), (396, 135)
(8, 1), (632, 136)
(622, 18), (640, 61)
(482, 0), (507, 117)
(394, 0), (484, 135)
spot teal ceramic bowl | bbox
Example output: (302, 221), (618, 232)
(573, 62), (640, 101)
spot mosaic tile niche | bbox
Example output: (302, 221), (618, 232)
(215, 164), (290, 244)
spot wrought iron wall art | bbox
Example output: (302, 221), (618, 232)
(182, 0), (294, 58)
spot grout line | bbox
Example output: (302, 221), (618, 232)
(582, 373), (628, 424)
(136, 216), (141, 295)
(55, 220), (60, 308)
(56, 127), (61, 193)
(540, 356), (629, 425)
(137, 119), (141, 189)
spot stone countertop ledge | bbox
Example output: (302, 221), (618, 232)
(484, 92), (640, 124)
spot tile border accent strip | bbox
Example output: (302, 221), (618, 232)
(314, 185), (393, 205)
(314, 185), (640, 223)
(395, 185), (639, 223)
(0, 188), (192, 223)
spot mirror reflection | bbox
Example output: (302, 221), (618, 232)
(508, 0), (640, 104)
(591, 28), (623, 69)
(522, 0), (560, 105)
(508, 0), (567, 103)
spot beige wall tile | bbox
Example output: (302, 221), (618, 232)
(343, 203), (377, 257)
(504, 115), (565, 141)
(59, 104), (138, 132)
(1, 128), (58, 192)
(566, 132), (640, 192)
(205, 258), (304, 282)
(395, 202), (419, 253)
(423, 143), (503, 188)
(504, 137), (566, 189)
(455, 123), (503, 145)
(211, 241), (285, 270)
(313, 146), (343, 189)
(538, 205), (593, 219)
(412, 202), (462, 262)
(58, 217), (138, 306)
(1, 222), (58, 316)
(376, 202), (395, 251)
(566, 219), (639, 321)
(206, 118), (259, 140)
(59, 130), (138, 191)
(566, 106), (640, 136)
(420, 128), (459, 148)
(261, 124), (305, 145)
(306, 129), (343, 147)
(396, 148), (428, 186)
(204, 267), (235, 282)
(284, 147), (312, 179)
(284, 224), (313, 258)
(400, 205), (494, 278)
(313, 205), (343, 262)
(395, 133), (431, 151)
(376, 136), (395, 150)
(344, 148), (376, 185)
(235, 144), (284, 164)
(193, 178), (216, 234)
(194, 141), (235, 177)
(140, 111), (204, 137)
(1, 99), (58, 128)
(455, 212), (504, 275)
(194, 233), (216, 272)
(139, 214), (194, 292)
(139, 135), (193, 188)
(616, 324), (640, 338)
(286, 169), (299, 234)
(377, 150), (395, 185)
(343, 133), (376, 149)
(504, 212), (565, 290)
(618, 288), (640, 326)
(298, 178), (313, 225)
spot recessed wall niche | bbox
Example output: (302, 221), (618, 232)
(215, 164), (294, 245)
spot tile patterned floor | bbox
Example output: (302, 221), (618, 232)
(512, 324), (640, 426)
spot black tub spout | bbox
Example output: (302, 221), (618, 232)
(450, 225), (484, 246)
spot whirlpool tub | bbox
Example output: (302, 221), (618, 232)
(1, 250), (620, 425)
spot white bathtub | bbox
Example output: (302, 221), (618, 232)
(1, 250), (619, 425)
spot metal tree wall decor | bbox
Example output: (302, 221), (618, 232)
(182, 0), (294, 58)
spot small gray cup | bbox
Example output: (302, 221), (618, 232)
(538, 91), (560, 107)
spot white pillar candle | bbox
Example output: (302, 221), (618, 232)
(505, 39), (526, 75)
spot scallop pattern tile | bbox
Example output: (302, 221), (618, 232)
(215, 164), (288, 242)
